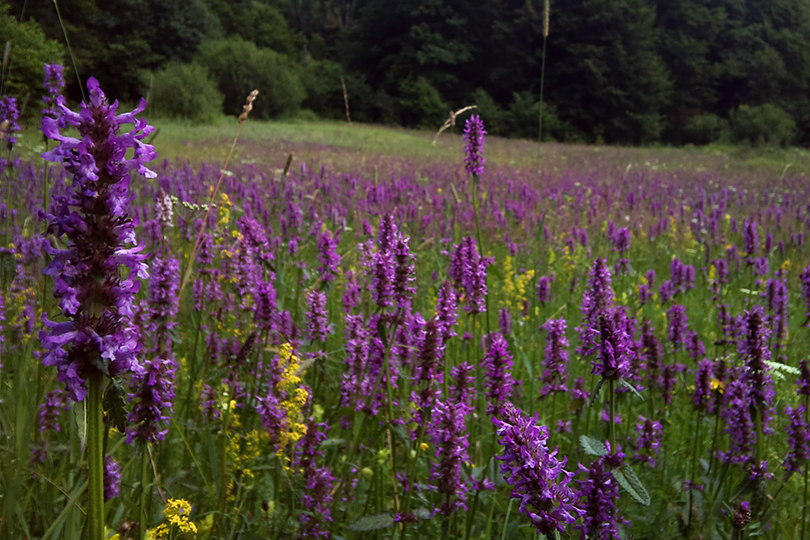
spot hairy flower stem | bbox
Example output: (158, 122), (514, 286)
(608, 379), (616, 450)
(464, 487), (480, 540)
(139, 449), (149, 540)
(799, 395), (810, 540)
(470, 176), (491, 337)
(87, 372), (104, 540)
(687, 410), (703, 532)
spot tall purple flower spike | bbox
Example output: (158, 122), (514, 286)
(40, 77), (155, 401)
(463, 114), (486, 177)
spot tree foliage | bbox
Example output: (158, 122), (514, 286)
(3, 0), (810, 145)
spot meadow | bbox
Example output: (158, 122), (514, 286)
(3, 79), (810, 539)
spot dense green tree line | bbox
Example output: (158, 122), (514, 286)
(2, 0), (809, 145)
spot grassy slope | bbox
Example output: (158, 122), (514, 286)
(147, 117), (810, 178)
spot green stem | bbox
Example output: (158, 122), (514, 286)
(608, 378), (615, 450)
(87, 372), (105, 540)
(802, 397), (809, 540)
(470, 176), (491, 337)
(140, 448), (149, 540)
(687, 410), (703, 532)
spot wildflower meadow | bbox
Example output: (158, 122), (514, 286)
(4, 67), (810, 540)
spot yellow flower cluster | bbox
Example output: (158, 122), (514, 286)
(150, 498), (198, 538)
(501, 255), (535, 316)
(275, 343), (310, 462)
(217, 192), (232, 227)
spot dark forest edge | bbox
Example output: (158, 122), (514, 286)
(3, 0), (810, 147)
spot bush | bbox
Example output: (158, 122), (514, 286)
(470, 89), (506, 136)
(682, 113), (728, 146)
(500, 91), (569, 141)
(300, 59), (345, 120)
(149, 62), (222, 123)
(197, 37), (305, 119)
(397, 77), (448, 129)
(0, 6), (64, 111)
(731, 103), (796, 147)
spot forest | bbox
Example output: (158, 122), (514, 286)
(3, 0), (810, 145)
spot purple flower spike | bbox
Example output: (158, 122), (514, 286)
(40, 77), (154, 401)
(539, 318), (570, 397)
(104, 455), (121, 501)
(429, 398), (472, 515)
(483, 332), (516, 417)
(576, 457), (626, 539)
(463, 114), (486, 177)
(305, 289), (330, 343)
(493, 403), (583, 535)
(784, 406), (810, 473)
(317, 227), (341, 283)
(127, 357), (177, 443)
(42, 63), (66, 120)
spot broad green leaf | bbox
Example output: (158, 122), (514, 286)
(612, 465), (651, 506)
(579, 435), (608, 457)
(348, 513), (395, 531)
(104, 378), (128, 433)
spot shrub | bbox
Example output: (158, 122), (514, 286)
(197, 37), (305, 119)
(397, 77), (448, 129)
(149, 62), (222, 123)
(682, 113), (728, 146)
(470, 89), (506, 136)
(0, 6), (64, 110)
(731, 103), (796, 147)
(300, 59), (345, 120)
(502, 91), (568, 141)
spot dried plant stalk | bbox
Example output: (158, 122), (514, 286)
(432, 105), (477, 145)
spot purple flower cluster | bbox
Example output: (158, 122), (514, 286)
(127, 356), (177, 443)
(576, 454), (626, 539)
(40, 77), (154, 401)
(785, 406), (810, 473)
(577, 258), (613, 355)
(429, 397), (472, 515)
(493, 403), (582, 535)
(305, 289), (330, 343)
(631, 416), (663, 467)
(0, 96), (21, 171)
(463, 115), (486, 177)
(738, 306), (775, 430)
(42, 63), (66, 119)
(483, 332), (516, 417)
(104, 455), (121, 501)
(317, 227), (341, 283)
(591, 308), (633, 381)
(294, 420), (335, 539)
(539, 318), (570, 397)
(449, 236), (492, 314)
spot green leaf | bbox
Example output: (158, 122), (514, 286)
(75, 400), (87, 449)
(347, 513), (395, 531)
(612, 465), (651, 506)
(104, 378), (128, 433)
(588, 378), (605, 407)
(765, 360), (800, 375)
(579, 435), (608, 457)
(619, 379), (645, 401)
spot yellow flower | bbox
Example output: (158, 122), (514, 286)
(274, 343), (311, 464)
(150, 498), (198, 538)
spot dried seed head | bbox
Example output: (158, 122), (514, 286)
(239, 89), (259, 122)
